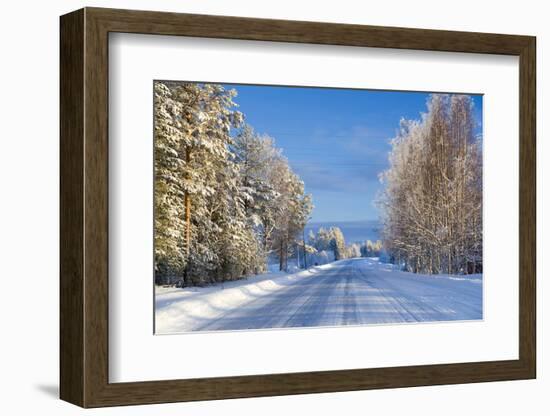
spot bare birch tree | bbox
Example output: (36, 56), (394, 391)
(379, 94), (482, 274)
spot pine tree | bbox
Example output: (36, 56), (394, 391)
(270, 162), (313, 271)
(154, 81), (245, 284)
(154, 81), (313, 284)
(231, 124), (282, 263)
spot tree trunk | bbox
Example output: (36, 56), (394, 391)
(279, 240), (284, 271)
(183, 147), (192, 285)
(303, 228), (308, 269)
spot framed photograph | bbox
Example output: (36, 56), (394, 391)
(60, 7), (536, 407)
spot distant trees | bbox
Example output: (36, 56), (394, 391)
(308, 227), (338, 264)
(309, 227), (343, 253)
(328, 227), (346, 260)
(347, 243), (362, 259)
(378, 94), (482, 274)
(154, 82), (312, 285)
(308, 228), (331, 251)
(308, 227), (356, 261)
(360, 240), (383, 257)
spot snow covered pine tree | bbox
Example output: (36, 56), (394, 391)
(154, 81), (312, 285)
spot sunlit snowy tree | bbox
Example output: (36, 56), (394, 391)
(378, 94), (482, 274)
(154, 82), (312, 284)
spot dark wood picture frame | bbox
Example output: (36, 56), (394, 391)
(60, 7), (536, 408)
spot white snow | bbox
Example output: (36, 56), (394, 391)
(155, 263), (334, 333)
(155, 257), (482, 334)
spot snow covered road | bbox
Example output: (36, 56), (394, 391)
(155, 258), (482, 333)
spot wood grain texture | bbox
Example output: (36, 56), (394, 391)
(59, 8), (84, 407)
(89, 7), (532, 54)
(59, 7), (537, 408)
(83, 10), (110, 406)
(518, 38), (536, 375)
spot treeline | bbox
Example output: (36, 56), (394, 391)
(360, 240), (383, 257)
(379, 94), (482, 275)
(306, 227), (384, 264)
(308, 227), (346, 260)
(154, 81), (312, 286)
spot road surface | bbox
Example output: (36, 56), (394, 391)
(156, 258), (482, 333)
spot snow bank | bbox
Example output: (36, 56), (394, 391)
(155, 264), (334, 334)
(360, 257), (482, 283)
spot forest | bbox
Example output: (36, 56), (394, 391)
(154, 82), (482, 287)
(154, 81), (387, 286)
(305, 227), (383, 266)
(154, 81), (313, 286)
(378, 94), (483, 275)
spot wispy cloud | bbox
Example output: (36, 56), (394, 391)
(288, 124), (391, 193)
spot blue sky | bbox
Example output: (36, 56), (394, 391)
(223, 83), (483, 222)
